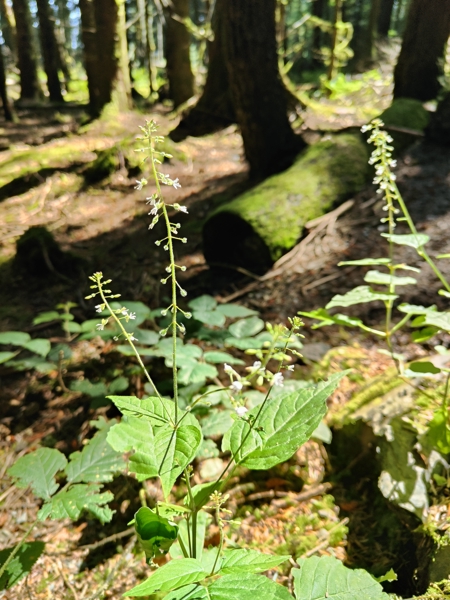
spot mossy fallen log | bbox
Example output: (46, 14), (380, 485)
(203, 134), (369, 273)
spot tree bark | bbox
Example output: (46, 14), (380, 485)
(311, 0), (327, 67)
(0, 43), (14, 120)
(221, 0), (303, 178)
(36, 0), (64, 102)
(394, 0), (450, 101)
(0, 0), (16, 58)
(79, 0), (118, 116)
(164, 0), (194, 107)
(377, 0), (394, 36)
(169, 0), (235, 141)
(11, 0), (42, 101)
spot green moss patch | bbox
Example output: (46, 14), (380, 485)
(203, 134), (369, 273)
(378, 98), (430, 154)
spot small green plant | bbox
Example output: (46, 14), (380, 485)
(1, 121), (393, 599)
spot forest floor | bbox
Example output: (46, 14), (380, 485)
(1, 71), (450, 599)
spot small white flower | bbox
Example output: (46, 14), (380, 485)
(129, 312), (136, 320)
(179, 205), (188, 213)
(231, 380), (243, 393)
(224, 363), (233, 374)
(172, 178), (181, 189)
(96, 323), (104, 331)
(134, 178), (147, 190)
(272, 373), (284, 387)
(129, 334), (138, 342)
(95, 304), (104, 313)
(121, 308), (128, 315)
(287, 365), (295, 371)
(235, 406), (248, 417)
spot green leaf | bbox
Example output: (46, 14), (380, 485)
(0, 542), (45, 590)
(110, 300), (152, 327)
(364, 270), (416, 286)
(64, 321), (82, 333)
(124, 559), (207, 597)
(228, 317), (265, 339)
(381, 232), (429, 248)
(423, 311), (450, 332)
(311, 421), (332, 444)
(203, 351), (245, 365)
(164, 584), (209, 600)
(197, 438), (220, 459)
(190, 481), (220, 510)
(8, 448), (67, 501)
(38, 484), (114, 523)
(411, 327), (438, 343)
(32, 311), (61, 325)
(407, 361), (441, 375)
(70, 379), (108, 398)
(107, 408), (202, 497)
(135, 329), (160, 345)
(194, 310), (226, 328)
(223, 373), (346, 470)
(0, 351), (19, 364)
(47, 343), (72, 362)
(439, 289), (450, 298)
(188, 295), (217, 312)
(65, 425), (125, 483)
(23, 338), (51, 357)
(178, 362), (218, 386)
(216, 304), (257, 318)
(375, 569), (397, 584)
(108, 376), (129, 394)
(423, 409), (450, 454)
(225, 337), (265, 350)
(292, 555), (389, 600)
(108, 395), (174, 425)
(0, 331), (31, 346)
(219, 549), (290, 574)
(339, 258), (390, 266)
(134, 506), (178, 562)
(201, 410), (234, 437)
(326, 286), (397, 309)
(209, 573), (294, 600)
(172, 511), (210, 560)
(6, 358), (56, 373)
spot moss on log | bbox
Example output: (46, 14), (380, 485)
(203, 134), (369, 273)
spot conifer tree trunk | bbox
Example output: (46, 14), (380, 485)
(79, 0), (118, 116)
(394, 0), (450, 101)
(0, 43), (14, 120)
(11, 0), (42, 101)
(377, 0), (394, 36)
(311, 0), (327, 67)
(36, 0), (64, 102)
(0, 0), (16, 58)
(221, 0), (303, 178)
(164, 0), (194, 107)
(170, 0), (234, 141)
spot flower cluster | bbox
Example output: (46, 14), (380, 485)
(134, 120), (191, 336)
(361, 119), (399, 224)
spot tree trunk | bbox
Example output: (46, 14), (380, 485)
(11, 0), (42, 101)
(377, 0), (394, 36)
(115, 0), (132, 110)
(164, 0), (194, 107)
(311, 0), (326, 67)
(36, 0), (64, 102)
(169, 0), (235, 141)
(426, 92), (450, 146)
(394, 0), (450, 101)
(0, 43), (14, 120)
(222, 0), (303, 178)
(0, 0), (16, 58)
(79, 0), (118, 116)
(360, 0), (381, 65)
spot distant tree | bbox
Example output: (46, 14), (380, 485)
(0, 0), (17, 58)
(36, 0), (64, 102)
(377, 0), (394, 36)
(221, 0), (303, 177)
(79, 0), (118, 116)
(164, 0), (195, 107)
(11, 0), (42, 101)
(172, 0), (303, 178)
(394, 0), (450, 101)
(0, 43), (14, 120)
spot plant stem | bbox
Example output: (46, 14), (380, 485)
(0, 519), (38, 582)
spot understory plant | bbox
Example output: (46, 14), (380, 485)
(1, 121), (398, 600)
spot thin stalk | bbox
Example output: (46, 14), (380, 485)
(210, 505), (224, 576)
(183, 469), (197, 558)
(0, 519), (38, 581)
(148, 138), (179, 425)
(98, 286), (171, 422)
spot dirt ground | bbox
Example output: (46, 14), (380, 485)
(0, 86), (449, 599)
